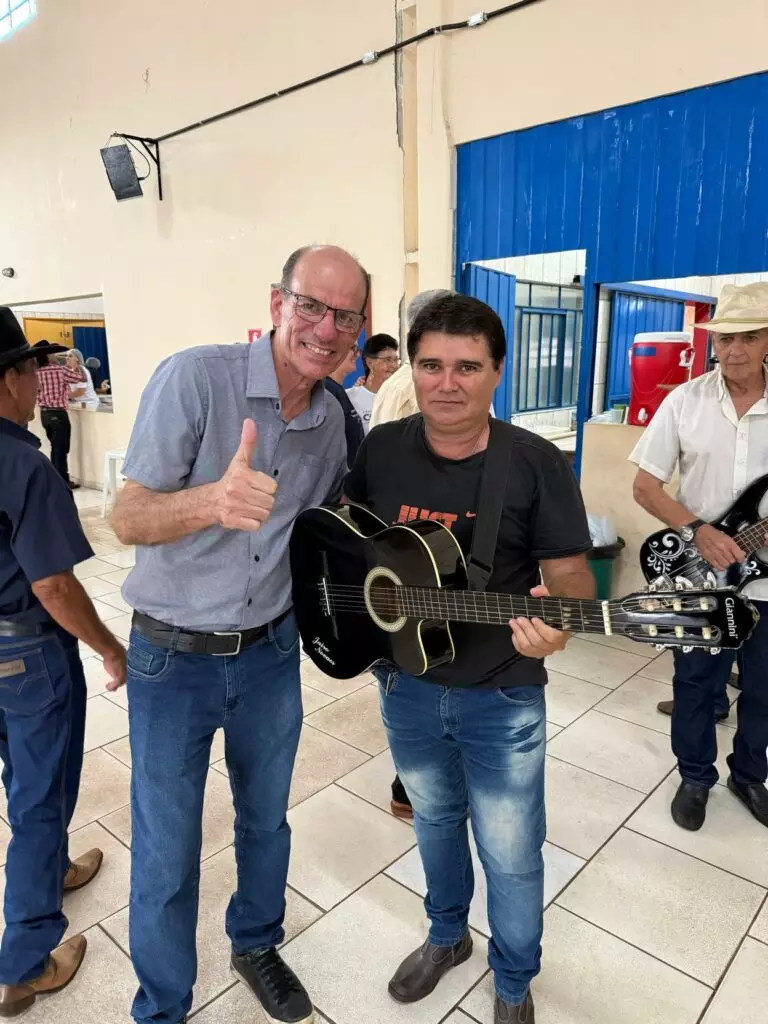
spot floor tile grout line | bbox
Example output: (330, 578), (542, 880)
(694, 927), (766, 1023)
(187, 979), (239, 1019)
(96, 919), (132, 962)
(286, 882), (328, 918)
(551, 904), (716, 992)
(544, 749), (652, 794)
(300, 718), (387, 759)
(622, 822), (768, 892)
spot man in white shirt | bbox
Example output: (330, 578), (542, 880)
(630, 282), (768, 832)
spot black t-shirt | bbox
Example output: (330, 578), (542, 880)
(344, 415), (591, 689)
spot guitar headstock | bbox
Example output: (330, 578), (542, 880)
(610, 590), (758, 651)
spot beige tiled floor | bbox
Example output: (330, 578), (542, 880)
(29, 490), (768, 1022)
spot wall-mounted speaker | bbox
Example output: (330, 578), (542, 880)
(100, 144), (143, 201)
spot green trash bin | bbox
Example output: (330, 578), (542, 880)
(587, 537), (625, 600)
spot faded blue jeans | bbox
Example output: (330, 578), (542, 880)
(127, 612), (303, 1024)
(378, 670), (546, 1006)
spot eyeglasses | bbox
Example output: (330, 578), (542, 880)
(370, 355), (400, 367)
(282, 288), (366, 335)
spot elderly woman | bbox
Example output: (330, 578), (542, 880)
(65, 349), (100, 410)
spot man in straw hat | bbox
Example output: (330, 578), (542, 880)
(630, 282), (768, 831)
(0, 308), (126, 1015)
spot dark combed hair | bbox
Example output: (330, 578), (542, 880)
(280, 245), (371, 312)
(407, 293), (506, 369)
(361, 332), (398, 381)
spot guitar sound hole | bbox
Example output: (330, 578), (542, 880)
(364, 567), (408, 633)
(369, 576), (401, 624)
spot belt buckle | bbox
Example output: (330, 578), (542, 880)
(212, 631), (242, 656)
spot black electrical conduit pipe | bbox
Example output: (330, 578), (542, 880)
(111, 0), (548, 198)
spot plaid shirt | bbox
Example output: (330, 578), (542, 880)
(37, 364), (83, 410)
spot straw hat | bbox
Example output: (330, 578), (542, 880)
(696, 282), (768, 334)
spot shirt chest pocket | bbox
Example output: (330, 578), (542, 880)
(280, 453), (337, 508)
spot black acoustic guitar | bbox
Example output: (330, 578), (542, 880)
(640, 474), (768, 592)
(290, 505), (758, 680)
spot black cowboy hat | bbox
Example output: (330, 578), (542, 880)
(0, 307), (67, 371)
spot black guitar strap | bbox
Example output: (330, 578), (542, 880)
(467, 419), (512, 592)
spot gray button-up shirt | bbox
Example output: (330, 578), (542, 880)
(121, 337), (347, 631)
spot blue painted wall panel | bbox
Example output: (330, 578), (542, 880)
(456, 72), (768, 282)
(463, 264), (516, 420)
(456, 71), (768, 473)
(606, 293), (685, 407)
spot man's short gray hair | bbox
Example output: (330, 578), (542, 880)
(406, 289), (453, 328)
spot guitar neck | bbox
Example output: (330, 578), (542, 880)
(399, 588), (611, 634)
(734, 516), (768, 554)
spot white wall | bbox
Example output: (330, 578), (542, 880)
(637, 271), (768, 297)
(12, 295), (105, 327)
(475, 251), (587, 288)
(0, 0), (404, 483)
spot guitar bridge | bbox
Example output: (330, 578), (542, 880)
(320, 577), (332, 617)
(318, 551), (339, 639)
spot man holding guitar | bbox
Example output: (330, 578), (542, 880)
(631, 282), (768, 832)
(344, 293), (594, 1024)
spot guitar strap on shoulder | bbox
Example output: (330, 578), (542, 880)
(467, 419), (512, 592)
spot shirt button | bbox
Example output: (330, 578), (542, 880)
(273, 468), (279, 476)
(247, 598), (253, 607)
(254, 555), (260, 563)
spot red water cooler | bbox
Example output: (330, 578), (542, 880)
(627, 332), (694, 427)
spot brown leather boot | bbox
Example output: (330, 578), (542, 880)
(63, 848), (103, 893)
(0, 935), (87, 1017)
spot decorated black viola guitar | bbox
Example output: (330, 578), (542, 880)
(641, 473), (768, 592)
(290, 505), (758, 680)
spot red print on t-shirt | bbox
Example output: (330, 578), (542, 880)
(395, 504), (459, 530)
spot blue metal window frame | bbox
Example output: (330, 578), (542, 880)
(461, 264), (582, 416)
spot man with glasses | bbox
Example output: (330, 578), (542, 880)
(111, 245), (368, 1024)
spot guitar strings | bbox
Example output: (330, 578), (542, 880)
(321, 593), (689, 630)
(323, 583), (711, 616)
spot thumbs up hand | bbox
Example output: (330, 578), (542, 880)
(213, 419), (278, 531)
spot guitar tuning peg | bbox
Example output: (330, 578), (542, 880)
(681, 646), (693, 654)
(709, 648), (721, 656)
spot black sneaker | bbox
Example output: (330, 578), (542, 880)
(231, 947), (313, 1024)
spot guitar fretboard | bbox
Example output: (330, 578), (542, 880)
(394, 588), (609, 634)
(734, 516), (768, 554)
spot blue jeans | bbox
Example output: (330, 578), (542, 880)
(378, 671), (546, 1006)
(673, 599), (768, 789)
(127, 612), (303, 1024)
(0, 629), (86, 985)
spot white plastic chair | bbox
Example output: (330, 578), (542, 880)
(101, 449), (127, 518)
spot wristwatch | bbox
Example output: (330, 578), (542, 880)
(679, 519), (705, 542)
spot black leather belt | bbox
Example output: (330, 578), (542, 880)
(131, 609), (291, 657)
(0, 619), (54, 638)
